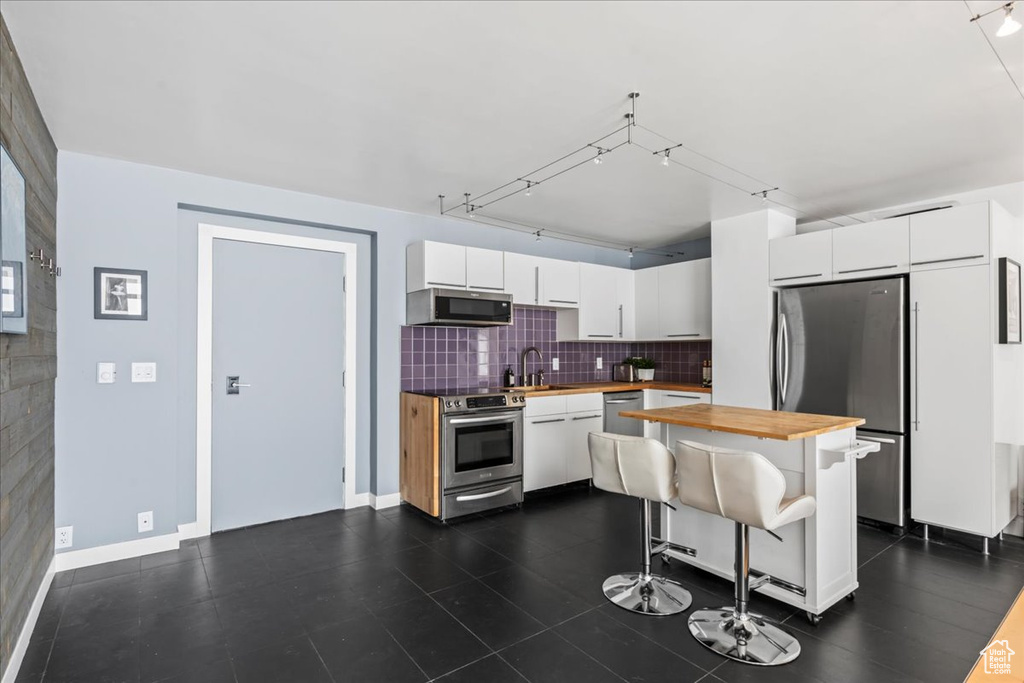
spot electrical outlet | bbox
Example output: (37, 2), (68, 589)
(131, 362), (157, 383)
(596, 357), (603, 370)
(138, 511), (153, 533)
(552, 358), (559, 371)
(55, 526), (73, 549)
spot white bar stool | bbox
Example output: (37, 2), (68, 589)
(588, 433), (693, 616)
(675, 440), (817, 666)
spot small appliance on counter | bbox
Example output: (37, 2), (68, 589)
(613, 363), (638, 383)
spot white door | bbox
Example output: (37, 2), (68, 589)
(210, 238), (347, 531)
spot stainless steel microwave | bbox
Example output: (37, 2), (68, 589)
(406, 288), (513, 326)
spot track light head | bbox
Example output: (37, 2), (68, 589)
(594, 152), (603, 165)
(628, 247), (634, 259)
(998, 4), (1022, 36)
(534, 230), (542, 242)
(662, 151), (670, 167)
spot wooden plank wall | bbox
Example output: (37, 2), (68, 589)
(0, 13), (58, 677)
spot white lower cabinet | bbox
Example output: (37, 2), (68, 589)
(523, 394), (602, 492)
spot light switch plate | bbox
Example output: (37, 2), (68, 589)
(131, 362), (157, 383)
(552, 358), (559, 371)
(138, 511), (153, 533)
(97, 362), (116, 384)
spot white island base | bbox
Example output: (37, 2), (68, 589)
(658, 423), (875, 619)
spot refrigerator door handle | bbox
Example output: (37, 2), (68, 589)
(912, 302), (919, 431)
(856, 435), (896, 444)
(778, 313), (789, 405)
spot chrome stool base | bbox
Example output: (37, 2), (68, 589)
(688, 608), (801, 666)
(602, 572), (692, 616)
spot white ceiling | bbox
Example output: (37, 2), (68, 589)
(4, 1), (1022, 248)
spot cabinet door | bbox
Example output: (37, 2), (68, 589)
(616, 268), (636, 340)
(634, 267), (660, 339)
(769, 231), (832, 285)
(540, 258), (580, 308)
(466, 247), (504, 292)
(910, 266), (993, 535)
(659, 259), (711, 339)
(523, 415), (568, 491)
(566, 411), (603, 482)
(910, 203), (990, 272)
(832, 217), (909, 280)
(578, 263), (619, 339)
(419, 241), (468, 291)
(503, 252), (540, 305)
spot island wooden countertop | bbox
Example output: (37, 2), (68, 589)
(619, 403), (864, 441)
(522, 381), (711, 398)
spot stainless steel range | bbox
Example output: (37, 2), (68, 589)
(430, 387), (525, 520)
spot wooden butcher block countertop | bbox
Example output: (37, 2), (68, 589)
(523, 381), (711, 397)
(619, 403), (864, 441)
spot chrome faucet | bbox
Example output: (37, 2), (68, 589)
(520, 346), (544, 386)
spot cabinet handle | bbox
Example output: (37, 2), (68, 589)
(666, 394), (701, 400)
(618, 305), (623, 338)
(549, 299), (578, 305)
(587, 334), (614, 338)
(427, 281), (464, 288)
(667, 333), (701, 338)
(836, 264), (898, 274)
(772, 273), (823, 282)
(468, 285), (504, 291)
(531, 418), (566, 424)
(572, 414), (602, 421)
(534, 267), (539, 304)
(910, 255), (985, 267)
(912, 302), (919, 431)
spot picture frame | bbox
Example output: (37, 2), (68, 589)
(94, 267), (148, 320)
(998, 257), (1021, 344)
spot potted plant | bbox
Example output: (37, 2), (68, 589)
(630, 357), (656, 381)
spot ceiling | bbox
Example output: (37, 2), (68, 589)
(3, 1), (1022, 248)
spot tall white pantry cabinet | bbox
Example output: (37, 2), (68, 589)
(910, 202), (1023, 538)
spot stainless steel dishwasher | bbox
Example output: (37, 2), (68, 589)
(603, 391), (644, 437)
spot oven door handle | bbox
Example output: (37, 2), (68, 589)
(447, 414), (520, 425)
(455, 486), (513, 502)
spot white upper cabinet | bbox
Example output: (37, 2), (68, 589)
(539, 258), (580, 308)
(503, 252), (542, 305)
(576, 263), (620, 339)
(909, 203), (990, 272)
(466, 247), (505, 291)
(769, 231), (833, 285)
(832, 217), (909, 280)
(407, 241), (467, 292)
(634, 267), (660, 339)
(658, 258), (712, 340)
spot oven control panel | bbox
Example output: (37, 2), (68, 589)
(440, 390), (525, 412)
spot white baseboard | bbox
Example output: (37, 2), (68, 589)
(370, 492), (401, 510)
(1, 557), (55, 683)
(346, 492), (370, 509)
(177, 522), (200, 541)
(54, 532), (180, 572)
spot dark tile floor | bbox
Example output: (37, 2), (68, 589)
(16, 487), (1024, 683)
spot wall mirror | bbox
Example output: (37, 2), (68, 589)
(1, 143), (28, 334)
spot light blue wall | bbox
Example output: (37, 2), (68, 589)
(55, 151), (632, 550)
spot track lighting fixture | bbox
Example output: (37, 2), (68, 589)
(525, 181), (533, 197)
(751, 187), (779, 205)
(593, 151), (604, 165)
(662, 151), (670, 167)
(970, 1), (1021, 37)
(628, 247), (634, 259)
(534, 230), (542, 242)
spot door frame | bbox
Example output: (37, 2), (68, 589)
(196, 223), (358, 536)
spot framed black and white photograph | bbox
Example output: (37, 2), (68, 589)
(94, 267), (148, 320)
(2, 260), (24, 319)
(998, 257), (1021, 344)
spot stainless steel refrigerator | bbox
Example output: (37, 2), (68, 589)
(775, 277), (907, 527)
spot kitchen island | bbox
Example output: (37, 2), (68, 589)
(620, 403), (875, 621)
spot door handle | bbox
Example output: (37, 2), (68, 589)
(427, 281), (464, 288)
(618, 305), (624, 338)
(449, 415), (517, 425)
(777, 313), (789, 405)
(587, 334), (614, 338)
(467, 285), (503, 291)
(456, 486), (512, 502)
(571, 414), (602, 421)
(530, 418), (566, 425)
(227, 376), (250, 395)
(604, 399), (636, 404)
(910, 255), (984, 267)
(667, 333), (700, 337)
(836, 264), (899, 274)
(857, 435), (896, 444)
(912, 302), (919, 431)
(773, 273), (823, 282)
(666, 394), (701, 400)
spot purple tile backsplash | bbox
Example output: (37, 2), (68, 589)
(401, 308), (712, 392)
